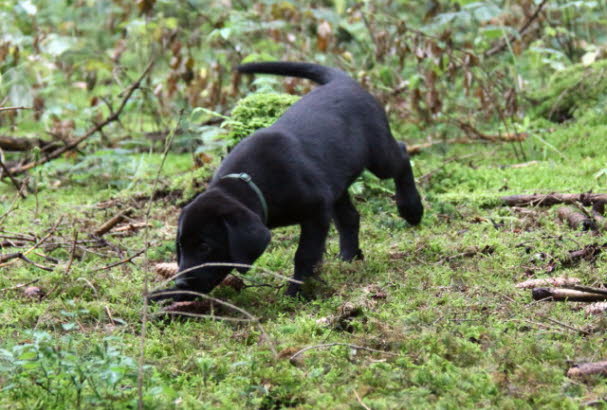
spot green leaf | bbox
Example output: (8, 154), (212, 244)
(40, 34), (78, 56)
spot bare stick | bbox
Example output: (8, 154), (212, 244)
(567, 361), (607, 378)
(155, 261), (303, 287)
(93, 208), (134, 237)
(7, 61), (154, 177)
(353, 390), (371, 410)
(0, 157), (26, 198)
(0, 278), (39, 293)
(92, 249), (145, 272)
(289, 343), (400, 362)
(515, 276), (581, 289)
(567, 285), (607, 297)
(18, 253), (53, 271)
(105, 305), (116, 325)
(0, 106), (32, 112)
(147, 289), (277, 358)
(556, 206), (595, 230)
(532, 287), (607, 302)
(502, 193), (607, 207)
(0, 217), (61, 268)
(585, 302), (607, 316)
(484, 0), (549, 58)
(544, 317), (590, 336)
(65, 231), (78, 276)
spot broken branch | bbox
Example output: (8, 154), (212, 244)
(532, 287), (607, 302)
(502, 193), (607, 207)
(93, 208), (134, 237)
(557, 206), (596, 231)
(6, 61), (154, 177)
(567, 361), (607, 378)
(0, 106), (32, 113)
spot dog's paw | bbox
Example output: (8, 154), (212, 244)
(339, 248), (364, 262)
(147, 288), (197, 304)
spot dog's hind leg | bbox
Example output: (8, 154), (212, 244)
(332, 193), (363, 261)
(368, 141), (423, 226)
(286, 212), (331, 296)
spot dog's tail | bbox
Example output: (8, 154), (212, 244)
(237, 62), (347, 85)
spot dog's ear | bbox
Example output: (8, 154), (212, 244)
(224, 210), (271, 273)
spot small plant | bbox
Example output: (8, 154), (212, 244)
(223, 92), (300, 147)
(0, 331), (144, 407)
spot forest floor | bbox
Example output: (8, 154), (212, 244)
(1, 114), (607, 408)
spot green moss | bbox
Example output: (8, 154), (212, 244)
(224, 92), (300, 144)
(532, 59), (607, 122)
(168, 165), (216, 201)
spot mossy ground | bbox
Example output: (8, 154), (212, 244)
(1, 112), (606, 408)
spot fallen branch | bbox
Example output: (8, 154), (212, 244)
(556, 206), (596, 231)
(18, 253), (54, 272)
(93, 208), (134, 237)
(567, 361), (607, 378)
(567, 285), (607, 297)
(585, 302), (607, 316)
(502, 193), (607, 207)
(289, 343), (399, 364)
(0, 157), (26, 198)
(0, 135), (61, 152)
(0, 106), (32, 113)
(92, 248), (145, 272)
(6, 61), (154, 177)
(515, 276), (580, 289)
(455, 120), (527, 142)
(0, 278), (39, 293)
(0, 218), (62, 269)
(561, 244), (605, 267)
(149, 289), (277, 357)
(532, 287), (607, 302)
(484, 0), (549, 58)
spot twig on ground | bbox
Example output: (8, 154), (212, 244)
(105, 305), (115, 325)
(502, 193), (607, 207)
(566, 285), (607, 297)
(556, 206), (596, 231)
(65, 231), (79, 276)
(6, 61), (154, 177)
(532, 287), (607, 302)
(544, 317), (590, 336)
(585, 302), (607, 316)
(153, 261), (285, 289)
(0, 217), (62, 268)
(0, 278), (39, 293)
(18, 253), (53, 271)
(353, 389), (371, 410)
(0, 106), (32, 112)
(515, 276), (580, 289)
(92, 248), (145, 272)
(149, 290), (277, 357)
(152, 262), (302, 289)
(567, 361), (607, 378)
(289, 343), (400, 363)
(93, 208), (134, 237)
(0, 157), (26, 198)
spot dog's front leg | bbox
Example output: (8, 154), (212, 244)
(286, 214), (331, 296)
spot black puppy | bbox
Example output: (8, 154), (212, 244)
(149, 62), (423, 302)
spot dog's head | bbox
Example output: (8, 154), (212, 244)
(174, 189), (271, 294)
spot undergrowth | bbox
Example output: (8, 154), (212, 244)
(1, 113), (606, 408)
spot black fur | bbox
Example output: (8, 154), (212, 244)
(148, 62), (423, 302)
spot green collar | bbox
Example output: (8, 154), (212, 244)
(221, 173), (268, 223)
